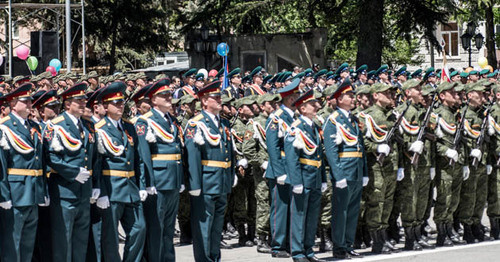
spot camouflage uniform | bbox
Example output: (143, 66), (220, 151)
(487, 100), (500, 239)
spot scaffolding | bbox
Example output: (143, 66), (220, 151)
(0, 0), (86, 76)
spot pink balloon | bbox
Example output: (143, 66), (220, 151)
(15, 45), (30, 60)
(46, 66), (57, 76)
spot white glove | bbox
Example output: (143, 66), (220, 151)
(75, 167), (91, 184)
(96, 196), (110, 209)
(146, 187), (157, 195)
(362, 177), (369, 187)
(336, 178), (348, 189)
(189, 189), (201, 196)
(409, 141), (424, 154)
(470, 149), (482, 160)
(397, 168), (405, 181)
(237, 158), (248, 169)
(0, 200), (12, 209)
(488, 125), (495, 136)
(261, 161), (268, 170)
(277, 174), (287, 185)
(445, 148), (459, 162)
(233, 174), (238, 188)
(321, 182), (328, 193)
(90, 189), (100, 204)
(139, 190), (148, 202)
(39, 196), (50, 207)
(292, 184), (304, 194)
(430, 168), (436, 180)
(463, 166), (470, 181)
(377, 144), (390, 156)
(179, 184), (185, 193)
(487, 165), (493, 175)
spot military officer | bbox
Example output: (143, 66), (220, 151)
(284, 89), (326, 262)
(353, 65), (368, 88)
(43, 83), (98, 261)
(266, 78), (301, 258)
(94, 81), (147, 262)
(174, 68), (198, 99)
(223, 68), (244, 99)
(323, 80), (367, 259)
(0, 83), (48, 262)
(423, 68), (438, 89)
(487, 86), (500, 239)
(129, 84), (152, 123)
(184, 80), (236, 262)
(335, 63), (350, 84)
(313, 69), (328, 92)
(375, 65), (391, 85)
(135, 78), (185, 261)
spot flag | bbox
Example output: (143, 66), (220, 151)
(221, 55), (229, 91)
(440, 38), (451, 83)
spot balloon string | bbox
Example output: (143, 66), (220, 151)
(25, 61), (33, 76)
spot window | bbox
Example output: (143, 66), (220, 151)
(441, 22), (459, 57)
(12, 24), (19, 40)
(241, 51), (266, 72)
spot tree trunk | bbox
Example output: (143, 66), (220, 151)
(109, 29), (117, 74)
(485, 1), (497, 69)
(356, 0), (384, 69)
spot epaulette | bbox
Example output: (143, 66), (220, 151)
(275, 109), (283, 116)
(95, 119), (106, 129)
(130, 116), (138, 125)
(332, 111), (339, 119)
(0, 116), (10, 124)
(141, 111), (153, 119)
(81, 116), (92, 123)
(51, 115), (64, 124)
(190, 114), (204, 122)
(122, 118), (132, 124)
(292, 119), (301, 127)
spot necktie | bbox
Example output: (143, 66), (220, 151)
(117, 121), (123, 132)
(215, 116), (220, 128)
(25, 120), (30, 130)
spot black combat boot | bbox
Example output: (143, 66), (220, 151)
(381, 229), (400, 253)
(237, 225), (253, 247)
(436, 223), (453, 247)
(404, 227), (422, 251)
(446, 222), (466, 245)
(256, 234), (272, 253)
(462, 224), (476, 244)
(179, 222), (192, 245)
(490, 218), (500, 240)
(369, 230), (391, 254)
(362, 224), (372, 248)
(414, 224), (435, 249)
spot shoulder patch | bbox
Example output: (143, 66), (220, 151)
(51, 115), (64, 124)
(142, 111), (153, 119)
(292, 119), (301, 127)
(0, 116), (10, 124)
(95, 119), (106, 129)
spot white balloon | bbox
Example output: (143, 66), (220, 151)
(198, 69), (208, 80)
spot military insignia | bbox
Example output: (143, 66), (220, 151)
(244, 130), (253, 140)
(125, 130), (134, 145)
(31, 128), (42, 141)
(270, 123), (277, 130)
(44, 129), (54, 141)
(136, 124), (146, 136)
(89, 133), (95, 143)
(186, 127), (195, 139)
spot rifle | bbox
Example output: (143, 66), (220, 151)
(230, 111), (240, 128)
(411, 93), (438, 168)
(377, 100), (411, 165)
(471, 101), (494, 168)
(449, 100), (469, 167)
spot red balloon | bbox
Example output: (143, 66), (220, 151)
(208, 69), (218, 77)
(46, 66), (57, 76)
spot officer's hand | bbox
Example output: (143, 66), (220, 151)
(96, 196), (110, 209)
(463, 166), (470, 181)
(292, 184), (304, 194)
(362, 177), (369, 187)
(90, 189), (101, 204)
(487, 165), (493, 175)
(179, 184), (185, 193)
(39, 196), (50, 207)
(377, 144), (390, 156)
(397, 168), (405, 181)
(321, 182), (328, 193)
(189, 189), (201, 196)
(233, 174), (238, 188)
(430, 168), (436, 180)
(470, 149), (482, 160)
(237, 158), (248, 169)
(277, 174), (287, 185)
(335, 179), (347, 189)
(238, 166), (245, 177)
(409, 141), (424, 154)
(139, 190), (148, 201)
(75, 167), (90, 184)
(146, 187), (157, 195)
(0, 200), (12, 210)
(445, 148), (459, 162)
(261, 161), (268, 170)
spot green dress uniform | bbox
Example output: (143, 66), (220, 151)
(323, 82), (367, 256)
(0, 84), (48, 262)
(285, 94), (326, 260)
(266, 105), (295, 255)
(184, 81), (235, 262)
(94, 82), (146, 262)
(135, 79), (185, 262)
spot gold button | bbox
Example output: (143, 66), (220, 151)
(226, 158), (229, 161)
(85, 166), (88, 169)
(125, 147), (128, 151)
(225, 150), (228, 153)
(127, 161), (130, 165)
(35, 156), (39, 160)
(84, 149), (87, 153)
(84, 157), (88, 161)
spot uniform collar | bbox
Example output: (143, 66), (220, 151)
(282, 105), (294, 118)
(300, 115), (313, 126)
(66, 112), (79, 126)
(11, 111), (26, 126)
(337, 107), (351, 119)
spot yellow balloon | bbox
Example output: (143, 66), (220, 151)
(465, 67), (473, 73)
(485, 65), (493, 72)
(478, 57), (488, 68)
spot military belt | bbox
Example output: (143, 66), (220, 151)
(339, 152), (363, 158)
(151, 154), (182, 161)
(102, 170), (135, 178)
(8, 168), (43, 177)
(50, 169), (93, 176)
(201, 160), (232, 169)
(299, 158), (322, 168)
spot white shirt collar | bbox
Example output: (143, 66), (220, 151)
(282, 106), (294, 118)
(108, 117), (120, 129)
(337, 107), (351, 119)
(153, 108), (171, 122)
(91, 115), (100, 123)
(204, 110), (219, 127)
(66, 112), (79, 126)
(300, 115), (313, 126)
(11, 112), (26, 126)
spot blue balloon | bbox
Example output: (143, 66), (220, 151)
(217, 43), (229, 56)
(49, 58), (62, 72)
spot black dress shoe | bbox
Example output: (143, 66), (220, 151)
(308, 255), (327, 262)
(347, 250), (363, 258)
(332, 251), (351, 259)
(220, 240), (232, 249)
(271, 250), (290, 258)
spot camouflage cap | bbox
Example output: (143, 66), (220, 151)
(155, 73), (167, 81)
(323, 85), (336, 97)
(355, 84), (371, 95)
(436, 81), (457, 93)
(221, 94), (235, 105)
(421, 85), (436, 96)
(234, 96), (255, 108)
(401, 79), (421, 91)
(466, 83), (486, 94)
(88, 71), (99, 78)
(370, 83), (394, 94)
(257, 93), (281, 104)
(180, 94), (196, 105)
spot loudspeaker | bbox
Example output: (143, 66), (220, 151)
(30, 31), (59, 74)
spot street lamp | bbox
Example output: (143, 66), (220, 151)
(194, 26), (217, 69)
(460, 22), (484, 67)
